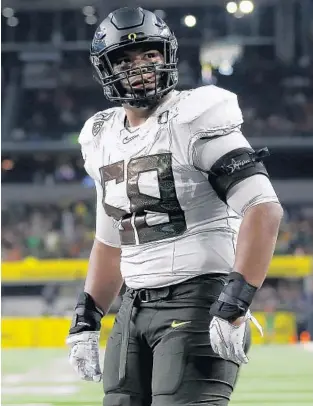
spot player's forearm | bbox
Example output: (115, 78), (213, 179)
(84, 239), (123, 314)
(234, 202), (283, 288)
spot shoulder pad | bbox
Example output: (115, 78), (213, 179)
(176, 85), (243, 135)
(78, 108), (119, 146)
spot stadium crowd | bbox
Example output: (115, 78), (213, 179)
(3, 51), (313, 142)
(1, 155), (86, 184)
(251, 277), (313, 340)
(2, 202), (313, 261)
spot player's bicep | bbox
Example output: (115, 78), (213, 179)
(95, 180), (121, 248)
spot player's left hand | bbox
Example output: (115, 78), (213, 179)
(209, 310), (262, 364)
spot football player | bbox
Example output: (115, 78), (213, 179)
(66, 7), (283, 406)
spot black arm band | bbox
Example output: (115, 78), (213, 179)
(210, 272), (258, 322)
(69, 292), (104, 335)
(208, 147), (270, 204)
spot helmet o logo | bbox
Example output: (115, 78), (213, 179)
(128, 33), (137, 41)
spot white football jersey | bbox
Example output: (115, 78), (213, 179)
(79, 85), (279, 288)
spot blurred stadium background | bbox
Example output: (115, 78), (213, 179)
(1, 0), (313, 405)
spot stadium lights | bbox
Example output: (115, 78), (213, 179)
(226, 1), (254, 15)
(2, 7), (14, 18)
(218, 61), (234, 76)
(85, 15), (97, 25)
(239, 1), (254, 14)
(183, 15), (197, 28)
(234, 11), (244, 19)
(82, 6), (95, 16)
(226, 2), (238, 14)
(7, 16), (19, 27)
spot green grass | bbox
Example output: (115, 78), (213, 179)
(2, 345), (313, 405)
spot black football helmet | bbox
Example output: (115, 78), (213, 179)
(90, 7), (178, 108)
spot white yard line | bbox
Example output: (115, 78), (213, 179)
(2, 355), (80, 397)
(2, 387), (78, 395)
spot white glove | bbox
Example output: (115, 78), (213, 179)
(66, 331), (102, 382)
(209, 310), (263, 365)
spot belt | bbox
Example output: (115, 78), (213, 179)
(136, 286), (172, 303)
(118, 286), (171, 385)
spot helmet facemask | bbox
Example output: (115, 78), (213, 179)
(91, 40), (178, 108)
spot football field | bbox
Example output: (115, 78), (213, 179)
(2, 345), (313, 405)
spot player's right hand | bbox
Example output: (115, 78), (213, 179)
(66, 292), (104, 382)
(66, 331), (102, 382)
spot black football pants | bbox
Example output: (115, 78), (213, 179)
(102, 274), (251, 406)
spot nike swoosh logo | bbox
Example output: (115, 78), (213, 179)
(171, 321), (191, 328)
(122, 134), (139, 144)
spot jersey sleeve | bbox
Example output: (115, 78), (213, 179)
(176, 85), (244, 165)
(192, 128), (251, 172)
(78, 115), (121, 248)
(226, 174), (280, 216)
